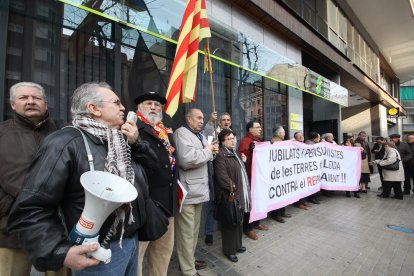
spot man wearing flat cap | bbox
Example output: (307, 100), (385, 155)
(389, 134), (412, 194)
(134, 92), (177, 276)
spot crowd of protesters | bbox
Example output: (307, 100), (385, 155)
(1, 82), (413, 276)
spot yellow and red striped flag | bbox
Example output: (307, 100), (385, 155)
(164, 0), (211, 117)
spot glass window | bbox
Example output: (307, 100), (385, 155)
(327, 0), (337, 32)
(315, 0), (328, 38)
(232, 68), (263, 138)
(0, 0), (288, 136)
(283, 0), (302, 15)
(346, 21), (354, 60)
(263, 78), (288, 141)
(303, 0), (317, 27)
(338, 10), (346, 40)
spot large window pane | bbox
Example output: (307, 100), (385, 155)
(232, 68), (263, 138)
(1, 0), (288, 137)
(263, 78), (288, 141)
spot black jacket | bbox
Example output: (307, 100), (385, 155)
(408, 142), (414, 168)
(214, 147), (248, 211)
(137, 120), (178, 216)
(371, 142), (385, 160)
(355, 137), (371, 162)
(395, 141), (412, 163)
(7, 127), (150, 271)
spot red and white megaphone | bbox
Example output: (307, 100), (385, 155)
(69, 171), (138, 264)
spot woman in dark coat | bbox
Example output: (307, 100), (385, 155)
(214, 129), (251, 263)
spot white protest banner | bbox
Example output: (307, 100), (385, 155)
(249, 141), (361, 223)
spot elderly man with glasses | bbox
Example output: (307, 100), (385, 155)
(8, 82), (151, 276)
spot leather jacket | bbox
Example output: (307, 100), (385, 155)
(7, 127), (151, 271)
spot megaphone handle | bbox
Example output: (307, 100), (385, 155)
(82, 237), (112, 264)
(88, 245), (112, 264)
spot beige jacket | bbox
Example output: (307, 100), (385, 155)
(174, 126), (213, 204)
(374, 147), (405, 182)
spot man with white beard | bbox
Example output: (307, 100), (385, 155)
(134, 92), (178, 276)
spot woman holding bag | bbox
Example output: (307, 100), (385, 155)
(372, 142), (405, 199)
(214, 129), (251, 263)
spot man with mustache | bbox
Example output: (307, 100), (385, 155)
(134, 92), (177, 276)
(0, 82), (68, 276)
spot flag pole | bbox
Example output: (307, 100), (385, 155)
(205, 38), (217, 138)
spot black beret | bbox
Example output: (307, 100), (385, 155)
(134, 92), (167, 105)
(389, 133), (401, 138)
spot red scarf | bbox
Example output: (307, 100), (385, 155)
(136, 112), (176, 171)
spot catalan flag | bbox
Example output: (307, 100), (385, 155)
(164, 0), (211, 117)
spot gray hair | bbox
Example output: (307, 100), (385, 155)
(71, 82), (112, 117)
(10, 82), (45, 102)
(219, 112), (231, 120)
(272, 125), (285, 136)
(185, 108), (202, 119)
(322, 133), (333, 140)
(384, 142), (397, 149)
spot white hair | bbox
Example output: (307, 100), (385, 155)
(10, 82), (45, 102)
(273, 125), (285, 136)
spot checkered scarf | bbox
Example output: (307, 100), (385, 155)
(72, 116), (135, 245)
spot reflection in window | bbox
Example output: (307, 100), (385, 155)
(232, 68), (263, 138)
(263, 78), (287, 141)
(3, 0), (289, 135)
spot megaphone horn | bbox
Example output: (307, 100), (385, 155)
(68, 171), (138, 263)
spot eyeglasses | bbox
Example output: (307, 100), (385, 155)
(102, 99), (122, 106)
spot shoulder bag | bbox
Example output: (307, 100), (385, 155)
(382, 158), (400, 171)
(138, 198), (170, 241)
(214, 182), (243, 226)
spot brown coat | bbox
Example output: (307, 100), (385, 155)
(214, 146), (248, 210)
(0, 113), (58, 248)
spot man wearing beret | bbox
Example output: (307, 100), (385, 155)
(389, 134), (412, 194)
(134, 92), (177, 276)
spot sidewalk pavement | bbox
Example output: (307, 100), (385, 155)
(32, 174), (414, 275)
(164, 174), (414, 276)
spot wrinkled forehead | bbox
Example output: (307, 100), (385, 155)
(15, 86), (43, 96)
(191, 110), (204, 119)
(220, 115), (231, 121)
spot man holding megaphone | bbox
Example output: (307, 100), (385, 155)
(7, 82), (153, 276)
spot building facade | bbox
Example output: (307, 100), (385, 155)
(401, 81), (414, 135)
(0, 0), (405, 141)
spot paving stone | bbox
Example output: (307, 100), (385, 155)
(30, 174), (414, 276)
